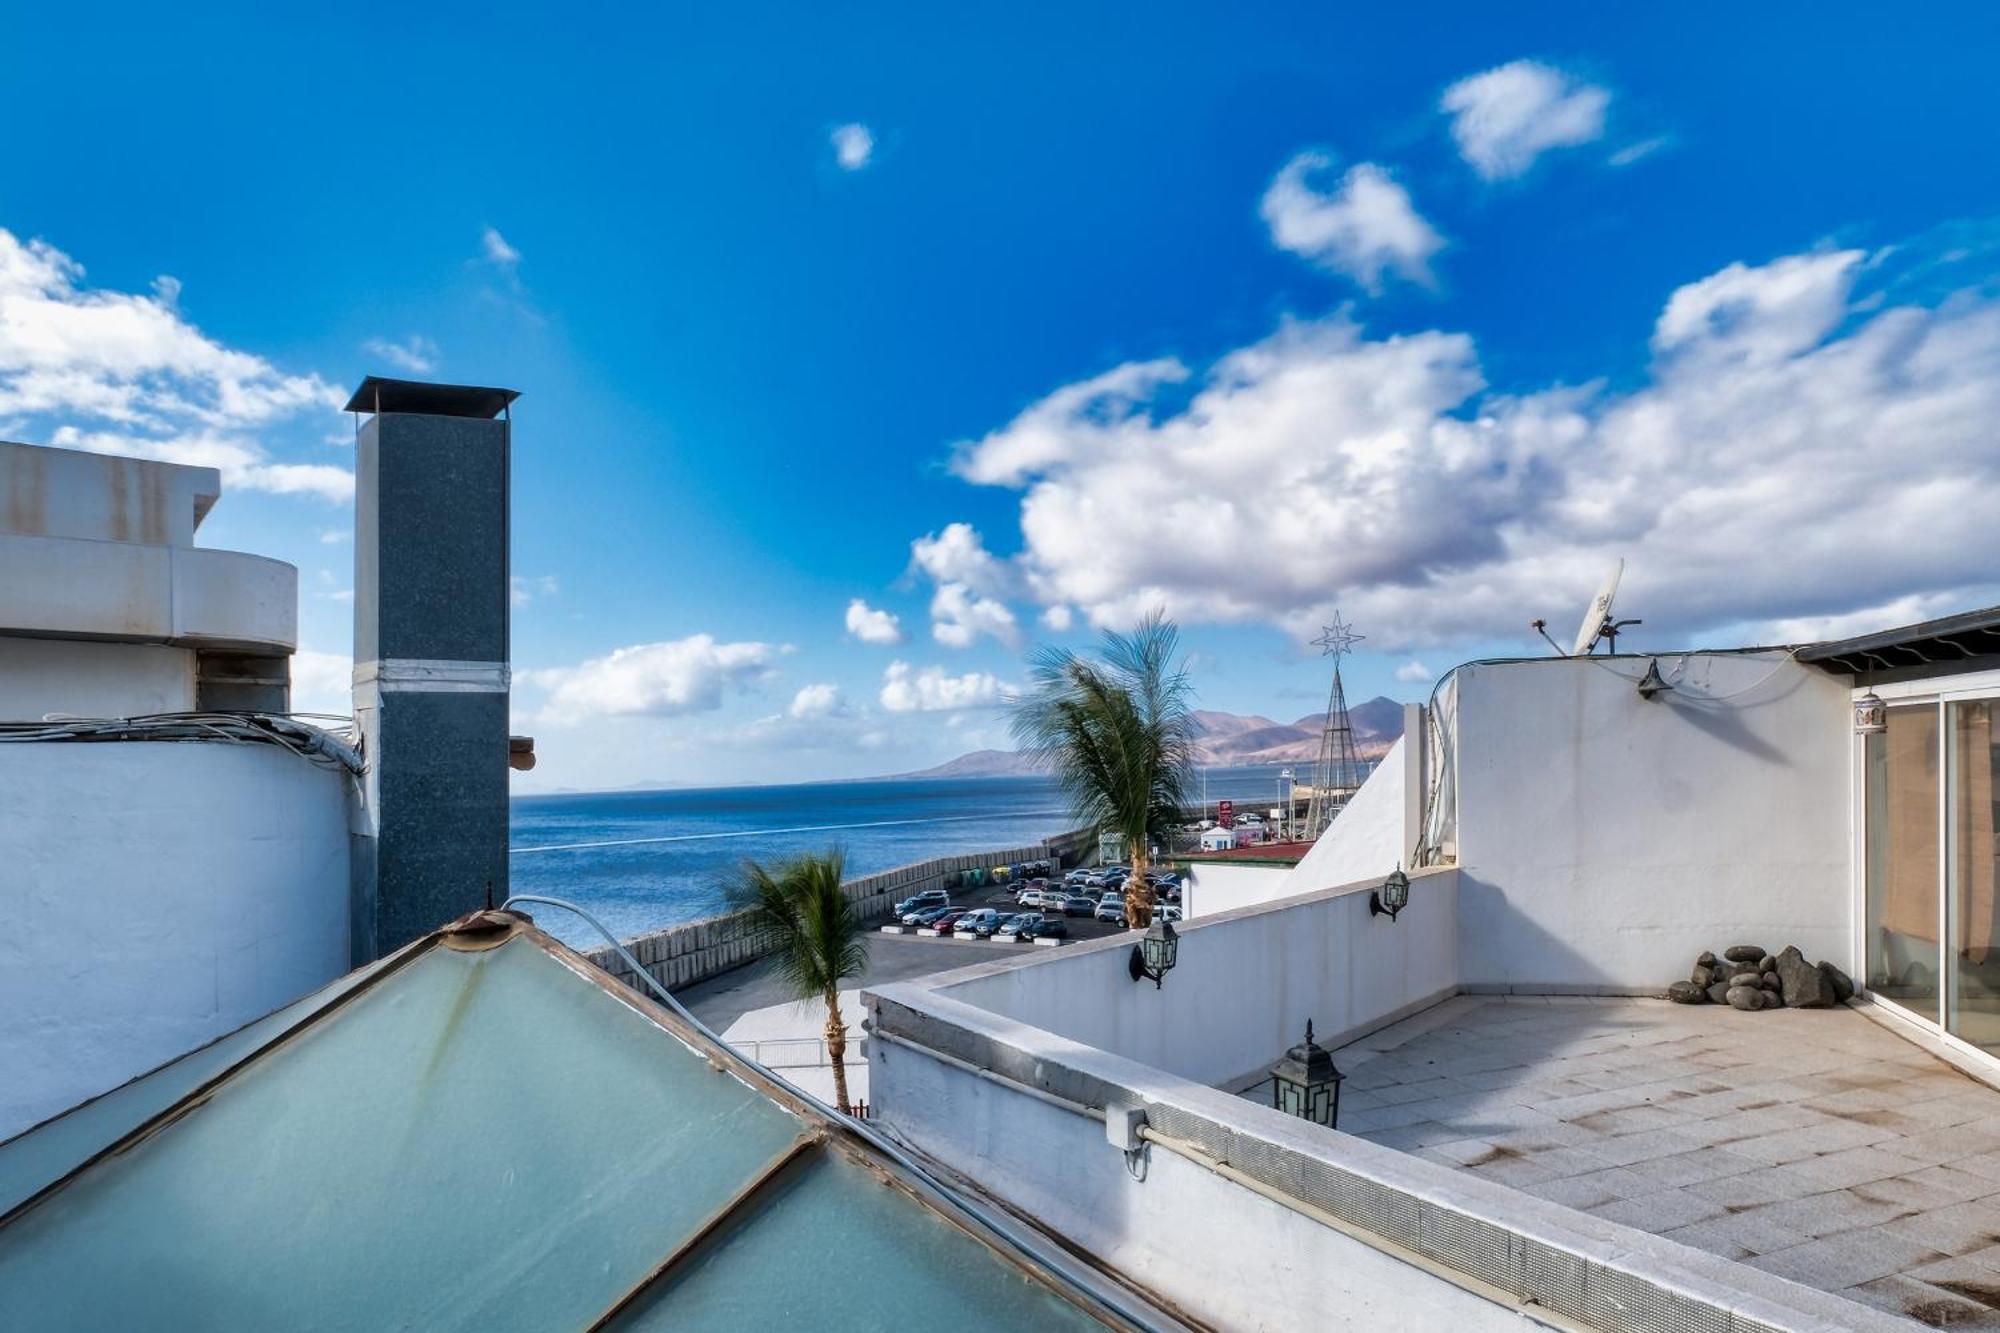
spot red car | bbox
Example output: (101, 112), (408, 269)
(926, 909), (969, 933)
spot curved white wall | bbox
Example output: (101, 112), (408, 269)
(1452, 653), (1851, 991)
(0, 742), (352, 1138)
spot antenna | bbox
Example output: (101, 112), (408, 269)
(1302, 614), (1366, 842)
(1567, 559), (1643, 656)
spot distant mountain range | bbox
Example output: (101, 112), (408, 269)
(891, 698), (1406, 780)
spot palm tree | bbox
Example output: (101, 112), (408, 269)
(729, 849), (868, 1115)
(1010, 611), (1197, 929)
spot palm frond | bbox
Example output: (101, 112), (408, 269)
(1009, 611), (1198, 858)
(726, 847), (866, 1002)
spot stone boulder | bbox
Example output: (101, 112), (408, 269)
(1667, 981), (1708, 1004)
(1724, 945), (1766, 963)
(1726, 984), (1767, 1011)
(1758, 954), (1778, 974)
(1819, 961), (1856, 1004)
(1761, 971), (1780, 991)
(1691, 964), (1717, 989)
(1776, 946), (1835, 1008)
(1706, 981), (1732, 1005)
(1697, 951), (1719, 969)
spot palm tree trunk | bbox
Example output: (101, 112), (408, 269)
(1124, 837), (1155, 928)
(823, 990), (852, 1116)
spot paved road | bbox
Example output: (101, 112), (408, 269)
(678, 930), (1019, 1033)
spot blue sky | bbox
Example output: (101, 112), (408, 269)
(4, 5), (1999, 789)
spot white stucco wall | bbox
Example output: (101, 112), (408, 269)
(0, 741), (353, 1138)
(1451, 653), (1851, 991)
(931, 869), (1459, 1089)
(1176, 860), (1295, 918)
(871, 1035), (1523, 1332)
(0, 638), (196, 719)
(1279, 735), (1412, 896)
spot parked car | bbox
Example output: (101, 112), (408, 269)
(926, 909), (969, 933)
(995, 912), (1042, 941)
(1032, 914), (1069, 939)
(955, 908), (1003, 936)
(1156, 905), (1183, 924)
(1065, 868), (1094, 886)
(1060, 893), (1097, 916)
(895, 888), (950, 917)
(904, 902), (956, 926)
(1094, 893), (1126, 924)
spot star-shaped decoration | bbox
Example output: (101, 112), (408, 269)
(1312, 613), (1364, 659)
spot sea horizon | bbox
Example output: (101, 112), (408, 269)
(510, 763), (1301, 946)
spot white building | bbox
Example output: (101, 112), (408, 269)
(0, 442), (354, 1138)
(865, 616), (2000, 1331)
(1, 377), (520, 1142)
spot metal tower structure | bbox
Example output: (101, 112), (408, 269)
(1302, 613), (1365, 842)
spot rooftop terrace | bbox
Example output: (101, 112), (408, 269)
(1241, 996), (2000, 1327)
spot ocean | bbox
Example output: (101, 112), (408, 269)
(510, 764), (1299, 946)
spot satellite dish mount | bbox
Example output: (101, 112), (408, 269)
(1530, 559), (1641, 656)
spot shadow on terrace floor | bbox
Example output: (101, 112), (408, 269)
(1237, 994), (2000, 1329)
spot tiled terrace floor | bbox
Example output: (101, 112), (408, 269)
(1241, 996), (2000, 1328)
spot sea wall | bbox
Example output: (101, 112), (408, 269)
(587, 827), (1092, 994)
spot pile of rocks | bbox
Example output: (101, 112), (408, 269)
(1665, 944), (1856, 1011)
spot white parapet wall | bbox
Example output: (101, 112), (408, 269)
(1277, 732), (1414, 896)
(0, 741), (353, 1139)
(927, 869), (1460, 1090)
(865, 866), (1893, 1333)
(1450, 652), (1852, 992)
(1175, 858), (1294, 918)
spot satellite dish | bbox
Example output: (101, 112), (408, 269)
(1571, 559), (1625, 656)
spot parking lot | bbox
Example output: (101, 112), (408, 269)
(876, 870), (1177, 950)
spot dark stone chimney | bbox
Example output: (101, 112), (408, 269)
(346, 376), (516, 962)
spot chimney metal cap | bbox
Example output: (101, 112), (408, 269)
(344, 376), (520, 420)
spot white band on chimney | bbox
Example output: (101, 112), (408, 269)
(353, 659), (511, 694)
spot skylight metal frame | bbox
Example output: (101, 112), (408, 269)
(0, 913), (1168, 1332)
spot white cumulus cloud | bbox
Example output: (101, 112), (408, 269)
(1441, 60), (1610, 181)
(529, 636), (783, 721)
(910, 522), (1019, 648)
(844, 597), (904, 644)
(0, 228), (348, 500)
(789, 682), (843, 719)
(1394, 660), (1434, 684)
(879, 661), (1004, 712)
(930, 581), (1019, 648)
(362, 334), (440, 374)
(910, 522), (1009, 592)
(1261, 153), (1443, 292)
(831, 123), (875, 170)
(289, 648), (354, 717)
(944, 238), (2000, 652)
(481, 226), (521, 268)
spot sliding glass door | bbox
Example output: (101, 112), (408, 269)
(1949, 701), (2000, 1053)
(1864, 705), (1940, 1020)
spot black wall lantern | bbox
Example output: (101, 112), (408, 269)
(1271, 1020), (1344, 1128)
(1128, 916), (1179, 988)
(1371, 864), (1410, 921)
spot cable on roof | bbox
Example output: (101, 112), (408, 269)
(0, 712), (362, 774)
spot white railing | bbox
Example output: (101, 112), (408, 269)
(731, 1036), (865, 1071)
